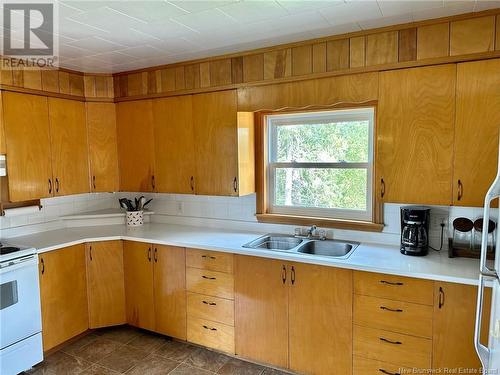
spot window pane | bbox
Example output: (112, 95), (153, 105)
(274, 121), (369, 163)
(274, 168), (367, 210)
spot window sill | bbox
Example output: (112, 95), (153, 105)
(256, 213), (384, 232)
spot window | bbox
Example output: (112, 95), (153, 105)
(266, 108), (374, 221)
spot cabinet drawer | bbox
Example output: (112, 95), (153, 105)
(354, 294), (433, 338)
(353, 356), (414, 375)
(354, 325), (432, 369)
(186, 249), (233, 273)
(187, 317), (234, 354)
(187, 292), (234, 326)
(354, 271), (434, 305)
(186, 267), (234, 300)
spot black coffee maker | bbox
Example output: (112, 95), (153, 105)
(400, 206), (431, 256)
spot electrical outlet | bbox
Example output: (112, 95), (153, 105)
(430, 214), (448, 229)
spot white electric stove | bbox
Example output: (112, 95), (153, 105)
(0, 241), (43, 375)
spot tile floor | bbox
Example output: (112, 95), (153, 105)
(25, 325), (293, 375)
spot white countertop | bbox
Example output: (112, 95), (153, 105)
(5, 223), (482, 286)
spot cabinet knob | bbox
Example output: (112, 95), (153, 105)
(154, 248), (158, 263)
(379, 369), (401, 375)
(55, 178), (60, 193)
(291, 265), (296, 285)
(379, 337), (402, 345)
(380, 280), (403, 286)
(48, 179), (52, 194)
(457, 180), (463, 201)
(147, 248), (152, 262)
(381, 178), (385, 198)
(89, 246), (93, 261)
(40, 258), (45, 274)
(438, 286), (445, 309)
(281, 265), (286, 284)
(202, 275), (216, 280)
(190, 176), (194, 192)
(151, 175), (156, 191)
(92, 176), (96, 190)
(233, 177), (238, 193)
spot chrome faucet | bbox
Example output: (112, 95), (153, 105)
(306, 225), (317, 238)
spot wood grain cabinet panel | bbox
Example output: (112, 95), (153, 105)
(116, 100), (155, 192)
(39, 245), (88, 351)
(366, 31), (398, 66)
(2, 92), (53, 201)
(48, 98), (89, 196)
(0, 93), (5, 155)
(86, 102), (119, 193)
(354, 271), (434, 305)
(186, 249), (233, 273)
(186, 267), (234, 300)
(377, 65), (456, 205)
(153, 96), (195, 194)
(354, 294), (433, 338)
(453, 59), (500, 206)
(450, 16), (495, 56)
(350, 36), (366, 68)
(192, 90), (254, 196)
(153, 245), (187, 340)
(187, 316), (234, 353)
(86, 241), (126, 328)
(288, 263), (352, 375)
(234, 255), (289, 368)
(123, 241), (155, 331)
(354, 325), (432, 369)
(417, 23), (450, 60)
(433, 282), (491, 371)
(187, 292), (234, 326)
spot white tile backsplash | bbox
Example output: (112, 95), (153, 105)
(1, 190), (496, 251)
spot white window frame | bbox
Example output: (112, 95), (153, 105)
(266, 107), (374, 221)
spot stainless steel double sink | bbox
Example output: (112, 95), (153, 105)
(242, 234), (359, 259)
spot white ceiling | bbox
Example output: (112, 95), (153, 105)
(2, 0), (500, 73)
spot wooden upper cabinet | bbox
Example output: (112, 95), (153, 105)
(454, 59), (500, 206)
(3, 92), (53, 202)
(48, 97), (90, 196)
(116, 100), (155, 192)
(86, 241), (126, 329)
(433, 282), (491, 371)
(288, 263), (352, 375)
(377, 65), (456, 205)
(153, 245), (187, 340)
(192, 90), (254, 196)
(153, 96), (195, 194)
(123, 241), (155, 331)
(86, 102), (119, 192)
(234, 255), (289, 368)
(39, 245), (88, 351)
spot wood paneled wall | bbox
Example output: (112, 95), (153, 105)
(0, 63), (113, 101)
(113, 10), (500, 101)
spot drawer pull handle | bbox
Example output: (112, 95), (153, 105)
(379, 369), (400, 375)
(202, 301), (217, 306)
(380, 280), (403, 286)
(379, 337), (402, 345)
(438, 286), (445, 309)
(202, 255), (216, 260)
(203, 325), (217, 331)
(202, 275), (216, 280)
(380, 306), (403, 313)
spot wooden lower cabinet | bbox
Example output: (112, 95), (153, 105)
(153, 245), (187, 340)
(86, 241), (126, 328)
(288, 263), (352, 375)
(123, 241), (155, 331)
(123, 241), (186, 339)
(235, 256), (289, 368)
(38, 245), (88, 351)
(433, 282), (491, 371)
(235, 256), (352, 374)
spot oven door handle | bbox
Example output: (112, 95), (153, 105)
(0, 255), (38, 274)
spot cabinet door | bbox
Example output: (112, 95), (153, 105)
(116, 100), (155, 192)
(289, 263), (353, 375)
(123, 241), (155, 331)
(433, 282), (491, 371)
(86, 102), (119, 192)
(193, 90), (239, 196)
(377, 65), (455, 205)
(454, 59), (500, 206)
(153, 245), (186, 339)
(153, 96), (195, 194)
(3, 92), (53, 201)
(234, 255), (288, 368)
(39, 245), (88, 351)
(48, 98), (89, 196)
(86, 241), (126, 328)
